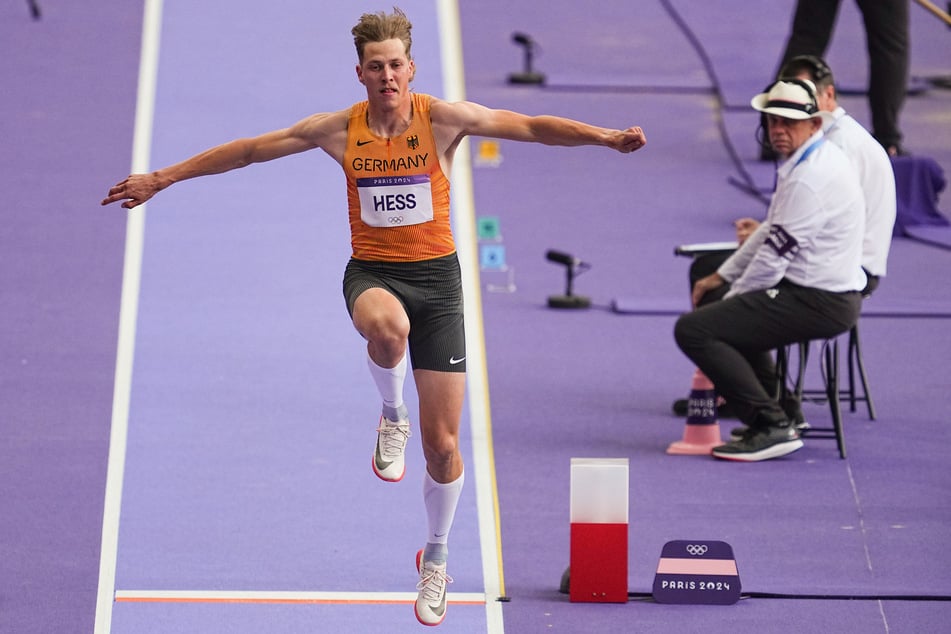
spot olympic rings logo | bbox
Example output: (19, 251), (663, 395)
(388, 216), (404, 224)
(686, 544), (708, 556)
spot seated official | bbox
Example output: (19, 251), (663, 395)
(673, 56), (896, 422)
(783, 55), (895, 294)
(674, 79), (866, 462)
(687, 56), (894, 299)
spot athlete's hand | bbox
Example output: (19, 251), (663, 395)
(614, 126), (646, 153)
(101, 173), (163, 209)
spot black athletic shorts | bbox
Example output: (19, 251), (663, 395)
(343, 252), (466, 373)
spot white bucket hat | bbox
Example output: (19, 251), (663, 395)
(751, 79), (820, 120)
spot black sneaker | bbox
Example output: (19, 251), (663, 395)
(729, 417), (809, 441)
(712, 425), (803, 462)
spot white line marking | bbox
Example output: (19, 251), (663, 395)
(114, 590), (487, 605)
(845, 461), (875, 573)
(93, 1), (164, 632)
(436, 1), (507, 632)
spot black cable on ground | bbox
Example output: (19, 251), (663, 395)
(535, 2), (773, 207)
(658, 0), (772, 208)
(627, 590), (951, 601)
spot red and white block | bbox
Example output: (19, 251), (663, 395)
(569, 458), (629, 603)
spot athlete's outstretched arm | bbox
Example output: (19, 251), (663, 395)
(431, 99), (646, 155)
(101, 110), (348, 209)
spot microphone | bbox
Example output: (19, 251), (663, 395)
(545, 249), (591, 309)
(546, 249), (588, 268)
(508, 32), (545, 85)
(512, 32), (533, 47)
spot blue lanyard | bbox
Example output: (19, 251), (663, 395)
(794, 137), (825, 167)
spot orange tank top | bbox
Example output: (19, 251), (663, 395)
(344, 93), (454, 262)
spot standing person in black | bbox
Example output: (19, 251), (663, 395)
(776, 0), (909, 155)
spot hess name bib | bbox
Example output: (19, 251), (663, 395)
(357, 175), (434, 228)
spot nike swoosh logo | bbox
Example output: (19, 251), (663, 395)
(449, 356), (465, 365)
(375, 443), (392, 470)
(432, 591), (446, 617)
(356, 139), (374, 147)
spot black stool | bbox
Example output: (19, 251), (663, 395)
(802, 323), (876, 420)
(776, 322), (876, 459)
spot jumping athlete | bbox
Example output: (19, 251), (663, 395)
(102, 7), (647, 626)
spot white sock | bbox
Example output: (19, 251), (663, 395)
(423, 470), (464, 559)
(367, 352), (407, 414)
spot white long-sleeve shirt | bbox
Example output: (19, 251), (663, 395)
(823, 107), (897, 277)
(719, 129), (867, 297)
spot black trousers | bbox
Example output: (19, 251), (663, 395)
(778, 0), (909, 149)
(674, 281), (862, 429)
